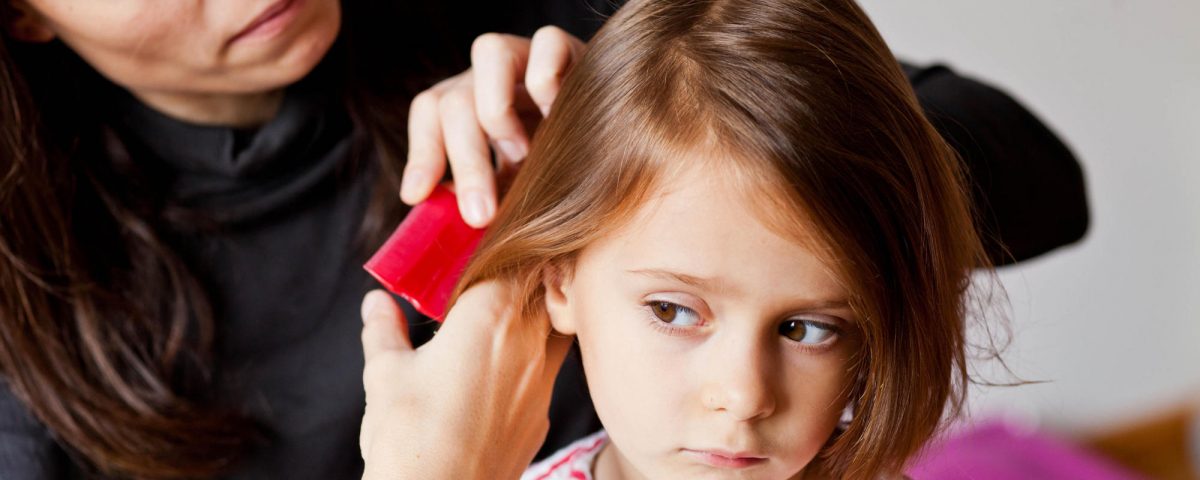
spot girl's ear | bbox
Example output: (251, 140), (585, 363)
(542, 265), (578, 335)
(3, 0), (56, 43)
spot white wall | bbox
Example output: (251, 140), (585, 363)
(856, 0), (1200, 431)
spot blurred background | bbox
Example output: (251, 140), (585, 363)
(856, 0), (1199, 477)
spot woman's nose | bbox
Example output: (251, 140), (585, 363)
(699, 333), (777, 422)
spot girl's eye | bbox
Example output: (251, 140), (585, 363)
(648, 301), (701, 326)
(778, 319), (837, 345)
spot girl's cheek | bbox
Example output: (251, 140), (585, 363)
(779, 352), (858, 424)
(581, 306), (684, 390)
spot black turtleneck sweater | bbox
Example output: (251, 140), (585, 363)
(112, 75), (601, 477)
(0, 56), (605, 480)
(0, 10), (1087, 480)
(107, 78), (410, 480)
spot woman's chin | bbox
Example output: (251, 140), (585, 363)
(222, 1), (341, 92)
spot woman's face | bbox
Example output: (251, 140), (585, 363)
(11, 0), (339, 96)
(545, 161), (861, 479)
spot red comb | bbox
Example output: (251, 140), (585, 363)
(364, 185), (485, 321)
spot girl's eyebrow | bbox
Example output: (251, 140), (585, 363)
(625, 268), (716, 290)
(625, 268), (852, 311)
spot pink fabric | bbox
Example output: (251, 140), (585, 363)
(905, 420), (1144, 480)
(523, 431), (608, 480)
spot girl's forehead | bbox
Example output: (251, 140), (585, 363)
(631, 148), (827, 252)
(579, 160), (850, 306)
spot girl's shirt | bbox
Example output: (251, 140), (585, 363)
(523, 430), (609, 480)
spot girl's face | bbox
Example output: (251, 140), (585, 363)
(545, 161), (861, 479)
(9, 0), (339, 96)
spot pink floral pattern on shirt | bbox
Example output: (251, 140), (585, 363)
(522, 430), (608, 480)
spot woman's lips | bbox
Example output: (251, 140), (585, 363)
(682, 449), (768, 469)
(229, 0), (303, 44)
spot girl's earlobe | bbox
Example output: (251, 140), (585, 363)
(3, 1), (56, 43)
(542, 266), (578, 335)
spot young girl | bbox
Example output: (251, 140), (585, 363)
(450, 0), (990, 478)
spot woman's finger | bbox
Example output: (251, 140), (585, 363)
(526, 26), (586, 117)
(438, 76), (498, 228)
(471, 33), (533, 163)
(438, 280), (507, 339)
(401, 79), (453, 205)
(361, 290), (413, 361)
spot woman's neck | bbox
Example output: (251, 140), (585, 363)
(131, 88), (286, 128)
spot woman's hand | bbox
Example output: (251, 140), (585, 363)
(358, 284), (573, 480)
(399, 27), (586, 228)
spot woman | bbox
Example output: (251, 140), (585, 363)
(0, 0), (1084, 478)
(0, 1), (613, 478)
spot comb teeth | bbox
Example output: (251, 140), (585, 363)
(364, 186), (486, 321)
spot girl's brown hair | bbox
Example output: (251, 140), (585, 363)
(455, 0), (990, 477)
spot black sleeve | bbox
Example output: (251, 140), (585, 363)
(0, 379), (71, 479)
(902, 63), (1090, 265)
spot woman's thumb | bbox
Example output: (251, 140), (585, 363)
(361, 289), (413, 361)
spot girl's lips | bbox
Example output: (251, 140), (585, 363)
(229, 0), (303, 44)
(682, 449), (768, 469)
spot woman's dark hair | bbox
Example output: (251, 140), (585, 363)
(454, 0), (991, 477)
(0, 1), (465, 477)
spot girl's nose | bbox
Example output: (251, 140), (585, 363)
(699, 334), (777, 422)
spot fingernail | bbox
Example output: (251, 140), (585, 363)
(461, 191), (493, 227)
(400, 169), (427, 202)
(496, 139), (527, 162)
(361, 290), (384, 323)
